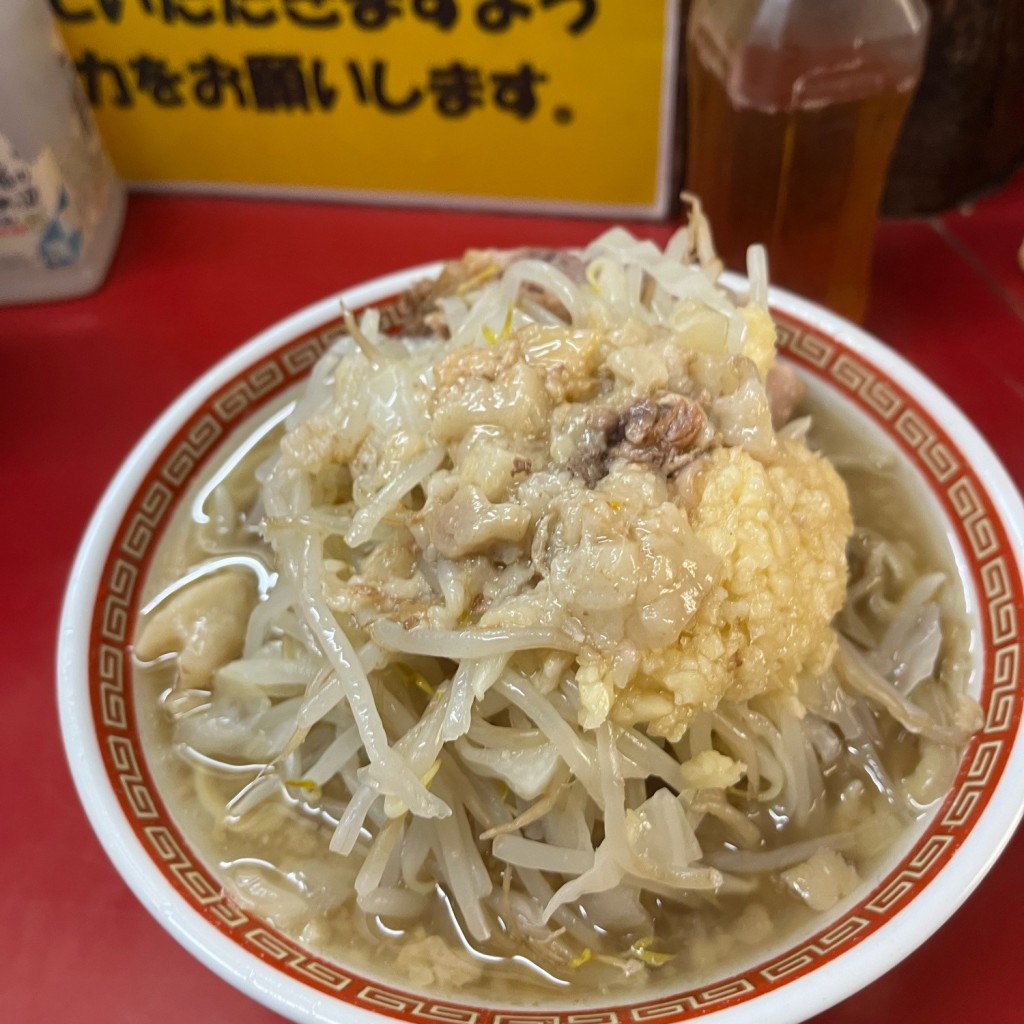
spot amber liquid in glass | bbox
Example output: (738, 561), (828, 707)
(686, 42), (914, 322)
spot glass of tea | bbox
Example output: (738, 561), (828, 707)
(685, 0), (929, 322)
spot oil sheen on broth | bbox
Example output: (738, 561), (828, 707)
(133, 380), (974, 1002)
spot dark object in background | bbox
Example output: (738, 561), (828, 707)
(883, 0), (1023, 214)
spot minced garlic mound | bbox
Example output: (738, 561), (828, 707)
(608, 441), (852, 740)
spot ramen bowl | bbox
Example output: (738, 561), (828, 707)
(58, 264), (1024, 1024)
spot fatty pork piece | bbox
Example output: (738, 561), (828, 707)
(135, 572), (258, 690)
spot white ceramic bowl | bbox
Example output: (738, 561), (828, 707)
(58, 266), (1024, 1024)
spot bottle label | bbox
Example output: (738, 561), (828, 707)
(0, 132), (108, 276)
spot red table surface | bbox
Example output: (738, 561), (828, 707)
(2, 176), (1023, 1023)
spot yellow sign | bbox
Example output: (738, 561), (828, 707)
(53, 0), (680, 216)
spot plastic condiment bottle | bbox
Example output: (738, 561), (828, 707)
(0, 0), (125, 306)
(685, 0), (929, 322)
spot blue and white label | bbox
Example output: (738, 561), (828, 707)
(0, 135), (93, 272)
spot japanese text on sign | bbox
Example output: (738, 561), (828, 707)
(77, 54), (559, 121)
(53, 1), (597, 33)
(53, 0), (678, 215)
